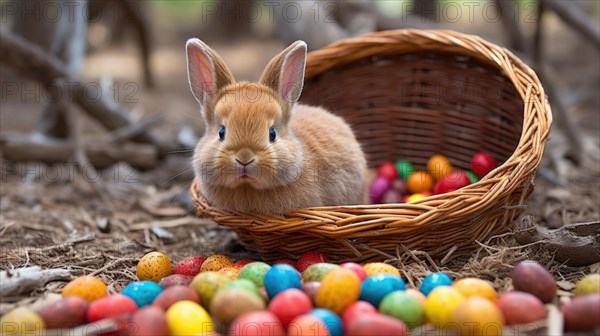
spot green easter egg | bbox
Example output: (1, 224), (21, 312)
(379, 290), (425, 329)
(395, 160), (414, 180)
(466, 170), (479, 183)
(222, 279), (263, 301)
(238, 262), (271, 288)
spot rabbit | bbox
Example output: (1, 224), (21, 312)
(186, 38), (367, 215)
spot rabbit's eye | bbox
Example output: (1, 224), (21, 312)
(269, 127), (276, 142)
(218, 126), (226, 141)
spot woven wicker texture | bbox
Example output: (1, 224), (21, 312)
(192, 30), (552, 262)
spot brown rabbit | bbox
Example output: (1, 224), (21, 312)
(186, 38), (366, 214)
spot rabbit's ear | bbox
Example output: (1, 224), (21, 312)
(260, 40), (307, 104)
(186, 38), (234, 109)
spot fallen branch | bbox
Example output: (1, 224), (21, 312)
(540, 0), (600, 49)
(0, 266), (71, 297)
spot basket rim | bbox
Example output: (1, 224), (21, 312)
(192, 29), (552, 223)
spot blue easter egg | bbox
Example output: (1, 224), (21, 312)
(122, 281), (163, 307)
(309, 308), (343, 336)
(419, 272), (453, 296)
(359, 274), (406, 307)
(264, 264), (301, 299)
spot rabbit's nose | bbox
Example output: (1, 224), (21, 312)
(236, 158), (255, 167)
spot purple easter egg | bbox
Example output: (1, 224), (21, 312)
(369, 177), (392, 203)
(381, 189), (403, 204)
(391, 179), (407, 195)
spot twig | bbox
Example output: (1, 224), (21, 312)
(108, 114), (164, 143)
(128, 216), (216, 231)
(89, 258), (138, 277)
(0, 266), (71, 297)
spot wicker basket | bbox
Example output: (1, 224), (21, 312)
(192, 29), (552, 262)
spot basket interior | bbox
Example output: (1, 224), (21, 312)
(300, 52), (524, 171)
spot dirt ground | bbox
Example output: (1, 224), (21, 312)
(0, 2), (599, 321)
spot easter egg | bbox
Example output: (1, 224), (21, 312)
(315, 268), (361, 314)
(427, 154), (453, 181)
(381, 189), (403, 203)
(122, 281), (164, 307)
(273, 259), (296, 268)
(391, 179), (407, 195)
(131, 306), (168, 336)
(166, 300), (213, 335)
(453, 297), (504, 336)
(40, 296), (88, 329)
(0, 307), (45, 334)
(406, 171), (434, 194)
(511, 260), (556, 303)
(200, 254), (234, 272)
(222, 279), (262, 301)
(239, 262), (271, 287)
(433, 171), (470, 194)
(424, 286), (465, 327)
(379, 290), (425, 329)
(360, 274), (406, 307)
(172, 256), (205, 276)
(233, 258), (255, 269)
(229, 311), (285, 336)
(406, 193), (425, 202)
(395, 159), (414, 180)
(302, 281), (321, 304)
(153, 285), (200, 310)
(466, 170), (479, 183)
(405, 288), (427, 305)
(496, 291), (546, 325)
(341, 301), (377, 331)
(219, 266), (241, 280)
(210, 288), (266, 326)
(269, 288), (312, 327)
(562, 293), (600, 331)
(264, 264), (302, 299)
(62, 275), (107, 302)
(302, 263), (339, 282)
(574, 273), (600, 296)
(362, 262), (401, 277)
(377, 161), (398, 180)
(158, 274), (194, 288)
(471, 152), (497, 178)
(420, 272), (453, 296)
(296, 251), (329, 273)
(136, 251), (172, 282)
(310, 308), (344, 336)
(340, 262), (368, 281)
(347, 313), (408, 336)
(452, 278), (496, 302)
(369, 176), (392, 203)
(287, 314), (329, 336)
(190, 271), (231, 308)
(86, 294), (137, 322)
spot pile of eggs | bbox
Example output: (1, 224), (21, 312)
(2, 252), (599, 335)
(370, 152), (497, 203)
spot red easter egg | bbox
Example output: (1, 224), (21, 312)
(86, 294), (137, 322)
(471, 152), (497, 179)
(340, 263), (368, 282)
(377, 161), (398, 180)
(153, 285), (200, 310)
(433, 171), (470, 194)
(131, 306), (168, 336)
(496, 291), (547, 325)
(230, 311), (285, 336)
(173, 256), (206, 277)
(268, 288), (312, 327)
(341, 301), (377, 331)
(369, 177), (392, 203)
(158, 274), (194, 288)
(273, 259), (297, 268)
(296, 251), (329, 273)
(347, 313), (408, 336)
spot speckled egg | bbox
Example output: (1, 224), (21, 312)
(218, 266), (241, 280)
(310, 308), (344, 336)
(379, 290), (425, 329)
(190, 271), (231, 309)
(200, 254), (234, 272)
(122, 281), (164, 307)
(222, 279), (262, 301)
(1, 307), (45, 334)
(420, 272), (453, 296)
(315, 268), (361, 314)
(166, 300), (213, 335)
(264, 264), (302, 299)
(136, 252), (172, 282)
(239, 262), (271, 288)
(62, 275), (107, 303)
(574, 274), (600, 296)
(424, 286), (465, 327)
(452, 278), (496, 302)
(362, 263), (401, 277)
(302, 263), (339, 282)
(360, 274), (406, 307)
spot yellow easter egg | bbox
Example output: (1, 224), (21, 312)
(201, 254), (234, 272)
(0, 307), (45, 334)
(424, 286), (465, 328)
(428, 155), (453, 181)
(136, 252), (172, 282)
(454, 297), (504, 336)
(190, 271), (231, 310)
(315, 268), (360, 314)
(452, 278), (497, 302)
(574, 273), (600, 296)
(407, 193), (426, 202)
(362, 262), (401, 277)
(62, 275), (107, 303)
(166, 300), (213, 335)
(218, 266), (241, 280)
